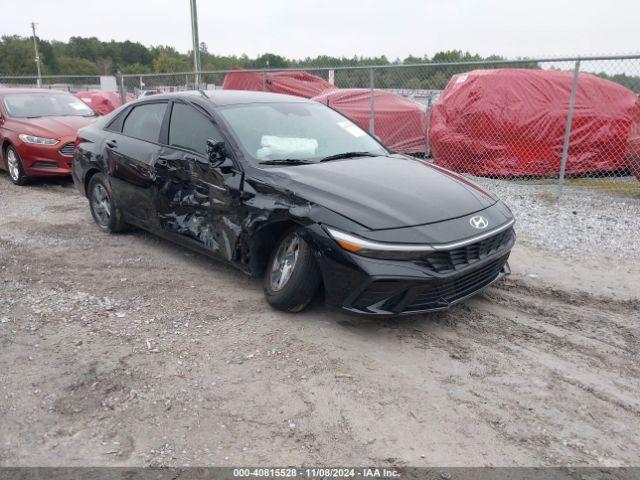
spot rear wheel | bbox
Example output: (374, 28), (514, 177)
(5, 146), (29, 186)
(264, 229), (321, 313)
(88, 173), (127, 233)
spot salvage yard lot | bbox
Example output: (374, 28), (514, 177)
(1, 175), (639, 466)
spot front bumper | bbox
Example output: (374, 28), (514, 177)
(313, 226), (515, 316)
(342, 254), (510, 316)
(17, 137), (75, 177)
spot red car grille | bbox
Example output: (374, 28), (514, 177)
(59, 142), (75, 157)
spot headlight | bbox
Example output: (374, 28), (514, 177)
(325, 227), (433, 260)
(18, 134), (59, 145)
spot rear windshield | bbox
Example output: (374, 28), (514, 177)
(3, 93), (96, 118)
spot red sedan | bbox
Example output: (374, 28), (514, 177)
(0, 88), (97, 185)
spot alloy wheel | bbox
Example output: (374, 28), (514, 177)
(269, 233), (300, 291)
(6, 149), (20, 182)
(91, 183), (112, 227)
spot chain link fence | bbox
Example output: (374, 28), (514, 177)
(0, 74), (102, 92)
(119, 55), (640, 195)
(2, 55), (640, 195)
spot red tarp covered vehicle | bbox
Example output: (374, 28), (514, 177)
(74, 90), (132, 115)
(429, 68), (640, 176)
(222, 68), (335, 99)
(312, 88), (428, 155)
(627, 96), (640, 181)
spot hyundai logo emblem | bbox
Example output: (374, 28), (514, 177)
(470, 215), (489, 229)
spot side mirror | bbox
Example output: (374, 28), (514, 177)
(206, 139), (226, 164)
(206, 139), (235, 172)
(217, 157), (235, 171)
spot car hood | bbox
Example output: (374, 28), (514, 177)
(8, 115), (96, 139)
(271, 156), (497, 230)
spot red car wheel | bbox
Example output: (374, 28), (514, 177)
(5, 146), (29, 186)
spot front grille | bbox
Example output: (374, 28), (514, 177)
(403, 254), (508, 312)
(414, 228), (514, 273)
(59, 142), (75, 157)
(352, 254), (509, 314)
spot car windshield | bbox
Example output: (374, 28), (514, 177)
(3, 93), (96, 118)
(217, 102), (387, 163)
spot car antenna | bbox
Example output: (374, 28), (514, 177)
(198, 89), (209, 99)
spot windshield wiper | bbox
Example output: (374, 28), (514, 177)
(259, 159), (314, 166)
(320, 151), (379, 162)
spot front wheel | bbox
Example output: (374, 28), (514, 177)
(88, 173), (127, 233)
(264, 229), (321, 313)
(5, 146), (29, 186)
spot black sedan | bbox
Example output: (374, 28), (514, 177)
(72, 91), (515, 316)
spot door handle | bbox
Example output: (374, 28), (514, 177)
(106, 139), (118, 148)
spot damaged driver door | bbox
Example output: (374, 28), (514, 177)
(154, 101), (243, 261)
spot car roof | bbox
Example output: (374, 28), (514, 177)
(0, 88), (72, 96)
(139, 90), (313, 107)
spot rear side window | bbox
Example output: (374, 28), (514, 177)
(122, 103), (166, 143)
(169, 102), (222, 155)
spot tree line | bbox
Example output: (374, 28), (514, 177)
(1, 35), (638, 92)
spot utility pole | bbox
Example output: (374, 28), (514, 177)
(31, 22), (42, 88)
(189, 0), (201, 88)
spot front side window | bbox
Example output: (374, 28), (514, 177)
(217, 102), (387, 163)
(3, 93), (96, 118)
(122, 103), (166, 143)
(169, 102), (222, 155)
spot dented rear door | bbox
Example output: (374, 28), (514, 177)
(106, 101), (168, 228)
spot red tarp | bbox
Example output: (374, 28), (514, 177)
(74, 90), (132, 115)
(222, 68), (335, 99)
(312, 88), (427, 154)
(627, 95), (640, 181)
(429, 68), (640, 176)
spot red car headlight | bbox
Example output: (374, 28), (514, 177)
(18, 134), (59, 146)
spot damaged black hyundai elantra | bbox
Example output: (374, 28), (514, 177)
(72, 90), (515, 315)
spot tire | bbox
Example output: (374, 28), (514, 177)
(5, 146), (29, 186)
(87, 173), (127, 233)
(264, 228), (321, 313)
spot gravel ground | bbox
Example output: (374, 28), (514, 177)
(472, 177), (640, 260)
(1, 174), (639, 467)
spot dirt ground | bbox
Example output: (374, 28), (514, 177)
(0, 175), (639, 467)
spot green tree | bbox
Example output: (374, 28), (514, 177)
(153, 50), (189, 73)
(0, 35), (38, 75)
(67, 36), (103, 62)
(250, 53), (289, 69)
(2, 34), (638, 94)
(405, 77), (422, 89)
(56, 56), (99, 75)
(120, 62), (152, 74)
(96, 57), (114, 75)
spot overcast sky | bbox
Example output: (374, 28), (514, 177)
(4, 0), (639, 60)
